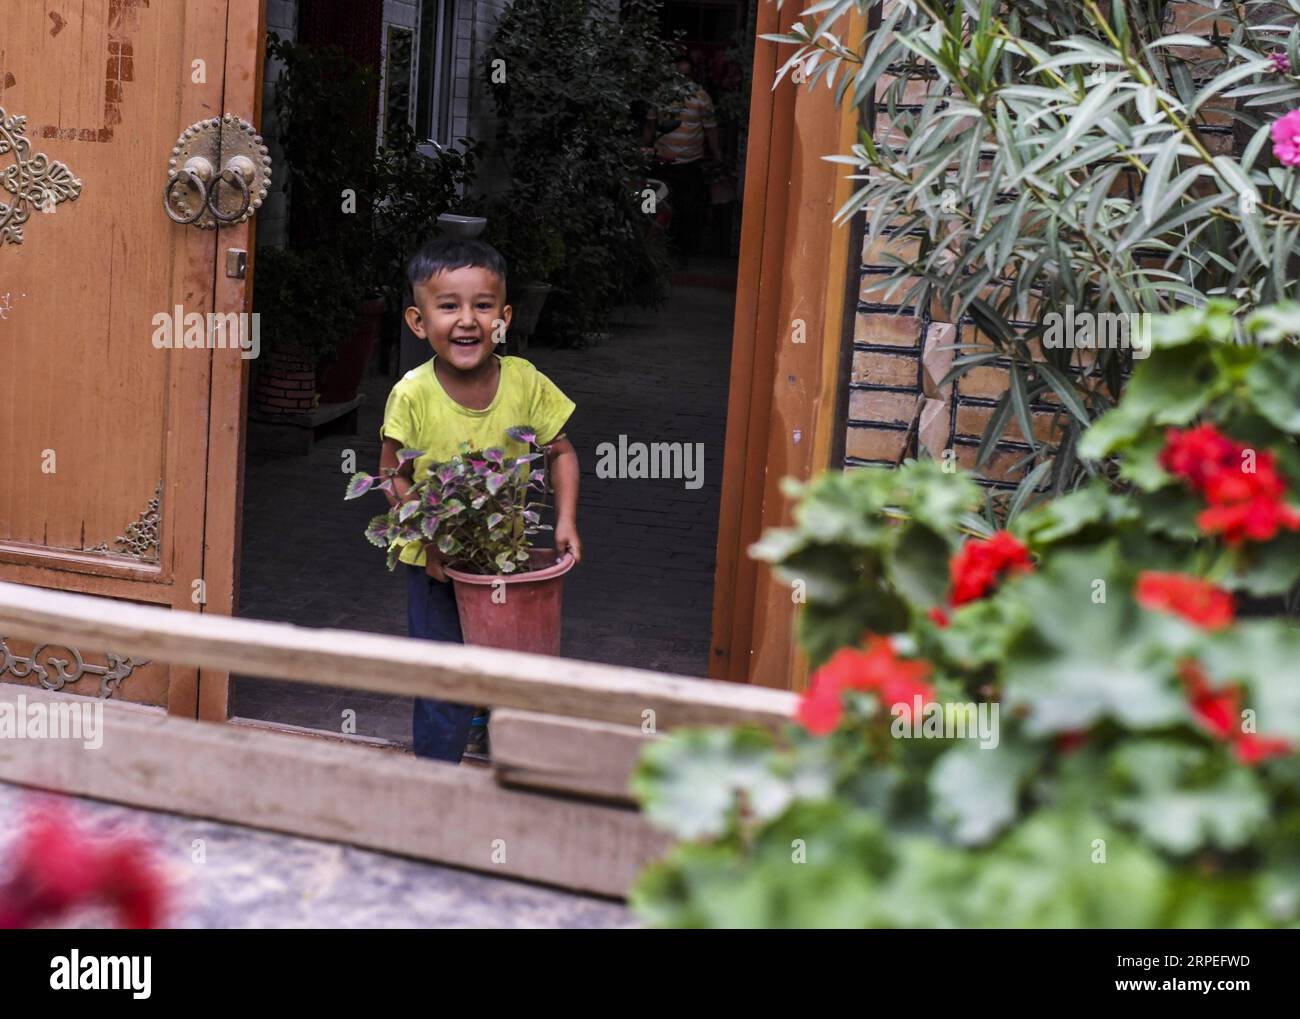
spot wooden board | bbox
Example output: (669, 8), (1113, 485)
(491, 709), (654, 805)
(0, 580), (801, 731)
(0, 687), (672, 898)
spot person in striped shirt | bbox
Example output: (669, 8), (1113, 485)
(643, 55), (724, 262)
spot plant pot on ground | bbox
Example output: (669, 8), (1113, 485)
(316, 296), (386, 404)
(345, 426), (575, 654)
(506, 282), (553, 352)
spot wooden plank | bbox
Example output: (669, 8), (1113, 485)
(491, 709), (654, 805)
(0, 581), (799, 730)
(0, 688), (671, 898)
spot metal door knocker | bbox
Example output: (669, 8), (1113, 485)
(162, 114), (270, 230)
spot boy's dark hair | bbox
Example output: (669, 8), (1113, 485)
(405, 238), (507, 302)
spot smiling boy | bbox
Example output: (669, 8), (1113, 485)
(379, 238), (581, 763)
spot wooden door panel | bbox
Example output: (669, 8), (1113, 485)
(0, 0), (232, 710)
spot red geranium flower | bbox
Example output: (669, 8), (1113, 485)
(1160, 426), (1300, 546)
(949, 531), (1034, 605)
(795, 681), (845, 736)
(1235, 734), (1292, 766)
(1159, 424), (1238, 488)
(1135, 572), (1235, 630)
(1178, 661), (1292, 765)
(1197, 496), (1300, 546)
(795, 637), (934, 735)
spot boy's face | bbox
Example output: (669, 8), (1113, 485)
(405, 266), (511, 373)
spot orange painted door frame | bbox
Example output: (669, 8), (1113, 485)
(709, 6), (866, 690)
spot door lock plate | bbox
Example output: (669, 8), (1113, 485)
(163, 114), (271, 230)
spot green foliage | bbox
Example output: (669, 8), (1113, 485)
(751, 460), (985, 664)
(266, 33), (376, 251)
(345, 428), (550, 575)
(370, 119), (480, 313)
(251, 245), (361, 366)
(767, 0), (1300, 494)
(483, 0), (685, 340)
(262, 33), (479, 359)
(632, 302), (1300, 928)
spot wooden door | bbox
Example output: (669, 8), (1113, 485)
(0, 0), (260, 716)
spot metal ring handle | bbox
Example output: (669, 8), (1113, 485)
(162, 170), (208, 225)
(205, 167), (253, 224)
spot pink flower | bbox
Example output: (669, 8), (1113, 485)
(1271, 109), (1300, 167)
(1272, 51), (1292, 75)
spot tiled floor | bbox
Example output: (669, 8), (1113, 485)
(233, 281), (734, 744)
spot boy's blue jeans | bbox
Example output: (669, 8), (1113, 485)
(405, 564), (477, 762)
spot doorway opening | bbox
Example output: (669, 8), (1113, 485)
(232, 0), (758, 745)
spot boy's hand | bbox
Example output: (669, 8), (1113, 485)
(555, 521), (582, 564)
(423, 543), (449, 583)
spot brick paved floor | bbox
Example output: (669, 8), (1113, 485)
(234, 281), (734, 744)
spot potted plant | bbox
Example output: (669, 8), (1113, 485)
(344, 426), (575, 655)
(482, 187), (564, 350)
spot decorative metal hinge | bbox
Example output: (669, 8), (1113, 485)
(0, 105), (83, 246)
(83, 481), (162, 563)
(0, 638), (149, 699)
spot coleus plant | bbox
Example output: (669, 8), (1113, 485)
(630, 303), (1300, 928)
(344, 425), (550, 574)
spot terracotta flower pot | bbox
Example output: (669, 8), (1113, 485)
(444, 549), (575, 656)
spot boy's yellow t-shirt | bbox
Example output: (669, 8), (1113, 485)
(380, 354), (575, 567)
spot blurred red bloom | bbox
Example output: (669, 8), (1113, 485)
(1178, 661), (1291, 766)
(1160, 425), (1300, 545)
(0, 801), (169, 929)
(1197, 497), (1300, 546)
(1135, 571), (1235, 629)
(1056, 730), (1090, 753)
(949, 531), (1034, 606)
(796, 638), (934, 735)
(795, 682), (844, 736)
(1235, 734), (1291, 766)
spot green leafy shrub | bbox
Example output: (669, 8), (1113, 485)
(483, 0), (685, 341)
(252, 246), (361, 366)
(768, 0), (1300, 493)
(264, 34), (479, 338)
(631, 303), (1300, 928)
